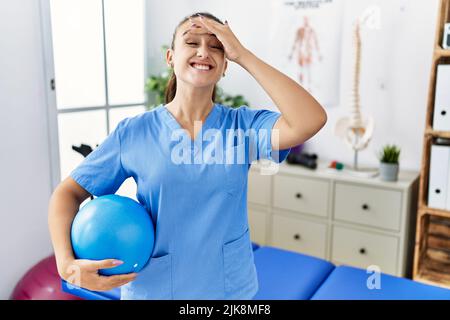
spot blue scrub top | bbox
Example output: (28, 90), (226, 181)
(70, 103), (290, 300)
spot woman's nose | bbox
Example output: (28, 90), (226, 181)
(196, 44), (210, 58)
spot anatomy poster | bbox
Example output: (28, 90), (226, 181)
(269, 0), (344, 107)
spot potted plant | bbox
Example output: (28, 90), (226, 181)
(378, 144), (401, 181)
(214, 87), (249, 108)
(145, 73), (249, 110)
(145, 69), (170, 109)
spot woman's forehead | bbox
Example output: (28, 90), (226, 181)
(177, 20), (216, 39)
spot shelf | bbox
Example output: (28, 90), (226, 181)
(414, 211), (450, 289)
(425, 127), (450, 138)
(414, 0), (450, 288)
(435, 47), (450, 58)
(415, 255), (450, 289)
(415, 270), (450, 289)
(419, 205), (450, 219)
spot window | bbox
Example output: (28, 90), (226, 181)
(46, 0), (147, 199)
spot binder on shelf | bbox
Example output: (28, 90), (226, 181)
(433, 64), (450, 131)
(447, 165), (450, 211)
(428, 145), (450, 209)
(436, 137), (450, 145)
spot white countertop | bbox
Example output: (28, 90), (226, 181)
(250, 160), (420, 190)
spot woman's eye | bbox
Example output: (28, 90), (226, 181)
(186, 42), (222, 50)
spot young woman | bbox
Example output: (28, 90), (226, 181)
(48, 12), (326, 300)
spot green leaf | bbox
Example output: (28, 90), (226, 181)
(378, 144), (401, 164)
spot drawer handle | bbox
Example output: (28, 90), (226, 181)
(435, 189), (441, 194)
(359, 248), (367, 255)
(295, 193), (302, 199)
(362, 204), (369, 210)
(293, 234), (302, 241)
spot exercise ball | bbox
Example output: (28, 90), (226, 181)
(71, 194), (154, 276)
(10, 255), (83, 300)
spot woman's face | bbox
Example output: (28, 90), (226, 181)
(166, 18), (227, 89)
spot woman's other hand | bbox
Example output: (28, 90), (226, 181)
(59, 258), (137, 292)
(189, 14), (249, 63)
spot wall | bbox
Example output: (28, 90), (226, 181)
(0, 0), (440, 300)
(146, 0), (439, 171)
(0, 0), (53, 299)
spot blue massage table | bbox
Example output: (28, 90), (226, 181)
(62, 245), (450, 300)
(311, 265), (450, 300)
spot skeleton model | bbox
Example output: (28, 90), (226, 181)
(334, 19), (375, 170)
(288, 16), (322, 92)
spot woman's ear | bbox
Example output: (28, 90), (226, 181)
(223, 59), (228, 77)
(166, 49), (174, 68)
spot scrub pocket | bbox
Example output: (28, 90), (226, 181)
(224, 143), (247, 196)
(222, 229), (258, 299)
(121, 253), (173, 300)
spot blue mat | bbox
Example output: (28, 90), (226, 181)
(62, 246), (450, 300)
(252, 247), (334, 300)
(311, 265), (450, 300)
(62, 280), (120, 300)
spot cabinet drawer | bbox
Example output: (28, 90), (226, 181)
(273, 175), (329, 217)
(331, 226), (398, 275)
(248, 209), (267, 245)
(334, 183), (402, 231)
(248, 170), (271, 206)
(271, 214), (327, 259)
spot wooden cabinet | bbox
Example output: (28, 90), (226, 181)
(271, 213), (328, 259)
(414, 0), (450, 288)
(334, 182), (402, 231)
(247, 171), (271, 206)
(248, 209), (268, 246)
(247, 162), (419, 277)
(273, 175), (330, 218)
(331, 225), (399, 275)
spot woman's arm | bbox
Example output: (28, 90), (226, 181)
(48, 177), (137, 291)
(236, 49), (327, 150)
(194, 15), (327, 151)
(48, 177), (89, 273)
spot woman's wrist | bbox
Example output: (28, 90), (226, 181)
(56, 254), (75, 278)
(235, 48), (253, 67)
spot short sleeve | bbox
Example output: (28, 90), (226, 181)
(70, 119), (130, 196)
(238, 106), (291, 163)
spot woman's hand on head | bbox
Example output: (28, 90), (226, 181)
(58, 258), (137, 292)
(190, 14), (249, 64)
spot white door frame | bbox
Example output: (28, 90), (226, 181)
(38, 0), (149, 191)
(39, 0), (61, 190)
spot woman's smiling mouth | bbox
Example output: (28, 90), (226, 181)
(190, 62), (213, 71)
